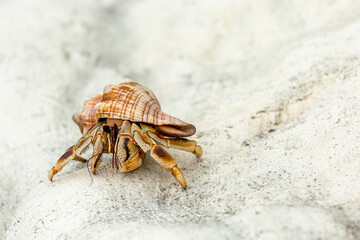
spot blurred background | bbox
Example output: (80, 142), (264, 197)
(0, 0), (360, 239)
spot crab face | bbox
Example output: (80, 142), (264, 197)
(49, 79), (202, 189)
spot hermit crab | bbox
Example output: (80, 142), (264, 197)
(48, 79), (202, 189)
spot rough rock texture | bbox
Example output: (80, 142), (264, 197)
(1, 0), (360, 239)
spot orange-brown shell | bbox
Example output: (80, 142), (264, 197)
(73, 79), (196, 136)
(95, 79), (190, 126)
(72, 94), (102, 134)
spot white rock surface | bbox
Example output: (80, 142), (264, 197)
(1, 0), (360, 239)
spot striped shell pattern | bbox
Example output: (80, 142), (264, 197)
(73, 93), (102, 134)
(73, 79), (192, 134)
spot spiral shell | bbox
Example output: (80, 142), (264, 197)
(73, 94), (102, 134)
(73, 79), (196, 136)
(95, 79), (190, 126)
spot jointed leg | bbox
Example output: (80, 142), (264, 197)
(48, 123), (102, 181)
(131, 123), (187, 189)
(115, 121), (145, 172)
(91, 127), (106, 174)
(48, 145), (78, 181)
(140, 123), (202, 157)
(73, 155), (88, 162)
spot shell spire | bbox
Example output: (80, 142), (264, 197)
(95, 79), (189, 126)
(73, 94), (102, 134)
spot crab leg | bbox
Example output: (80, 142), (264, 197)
(91, 127), (106, 174)
(131, 123), (187, 189)
(140, 123), (202, 157)
(48, 123), (102, 181)
(115, 121), (144, 172)
(73, 155), (88, 162)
